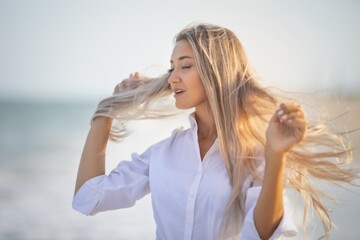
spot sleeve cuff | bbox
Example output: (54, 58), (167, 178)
(72, 175), (105, 216)
(241, 187), (298, 239)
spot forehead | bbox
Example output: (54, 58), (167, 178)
(171, 40), (194, 61)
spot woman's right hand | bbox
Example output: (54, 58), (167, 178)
(113, 72), (148, 94)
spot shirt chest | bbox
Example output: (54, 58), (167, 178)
(148, 134), (232, 210)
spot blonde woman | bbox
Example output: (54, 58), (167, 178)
(73, 24), (358, 239)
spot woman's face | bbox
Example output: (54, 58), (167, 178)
(168, 40), (208, 110)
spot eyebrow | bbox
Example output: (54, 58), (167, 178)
(170, 56), (193, 63)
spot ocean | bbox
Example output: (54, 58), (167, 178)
(0, 99), (359, 240)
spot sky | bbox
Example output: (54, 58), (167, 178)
(0, 0), (359, 101)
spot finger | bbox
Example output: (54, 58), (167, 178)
(281, 121), (307, 141)
(278, 110), (304, 122)
(134, 72), (140, 78)
(295, 128), (307, 140)
(278, 102), (303, 113)
(277, 104), (304, 119)
(277, 110), (304, 123)
(281, 117), (307, 129)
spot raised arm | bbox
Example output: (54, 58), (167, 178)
(74, 72), (145, 195)
(254, 102), (307, 239)
(74, 117), (112, 195)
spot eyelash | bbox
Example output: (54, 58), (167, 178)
(168, 66), (192, 73)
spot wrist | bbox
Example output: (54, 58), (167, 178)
(92, 116), (113, 128)
(265, 143), (288, 158)
(91, 115), (112, 125)
(264, 147), (287, 169)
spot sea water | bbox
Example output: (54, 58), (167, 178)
(0, 100), (358, 239)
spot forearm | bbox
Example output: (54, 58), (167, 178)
(254, 151), (286, 239)
(74, 117), (112, 195)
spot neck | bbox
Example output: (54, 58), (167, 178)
(195, 105), (217, 139)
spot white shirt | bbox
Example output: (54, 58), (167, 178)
(73, 114), (297, 239)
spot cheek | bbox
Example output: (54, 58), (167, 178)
(197, 87), (207, 102)
(194, 79), (207, 99)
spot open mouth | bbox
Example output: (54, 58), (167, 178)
(174, 89), (185, 96)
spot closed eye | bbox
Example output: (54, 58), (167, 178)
(168, 65), (192, 73)
(182, 66), (192, 69)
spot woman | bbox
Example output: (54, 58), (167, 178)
(73, 24), (358, 239)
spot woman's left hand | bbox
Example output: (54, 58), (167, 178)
(265, 102), (307, 158)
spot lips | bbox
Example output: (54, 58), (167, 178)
(173, 88), (185, 97)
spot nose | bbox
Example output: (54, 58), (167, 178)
(167, 70), (180, 84)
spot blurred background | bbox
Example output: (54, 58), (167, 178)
(0, 0), (359, 239)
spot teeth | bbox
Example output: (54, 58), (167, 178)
(175, 90), (183, 93)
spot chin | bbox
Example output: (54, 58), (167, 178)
(175, 102), (192, 110)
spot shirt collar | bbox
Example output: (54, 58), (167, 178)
(188, 112), (198, 131)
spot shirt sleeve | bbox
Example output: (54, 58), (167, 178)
(240, 186), (298, 240)
(72, 147), (152, 216)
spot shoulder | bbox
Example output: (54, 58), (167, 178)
(150, 126), (192, 150)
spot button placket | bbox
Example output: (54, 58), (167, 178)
(183, 162), (203, 240)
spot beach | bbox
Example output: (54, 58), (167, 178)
(0, 97), (359, 240)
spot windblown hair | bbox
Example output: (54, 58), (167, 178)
(92, 23), (358, 239)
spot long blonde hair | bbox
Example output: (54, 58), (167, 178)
(92, 23), (358, 238)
